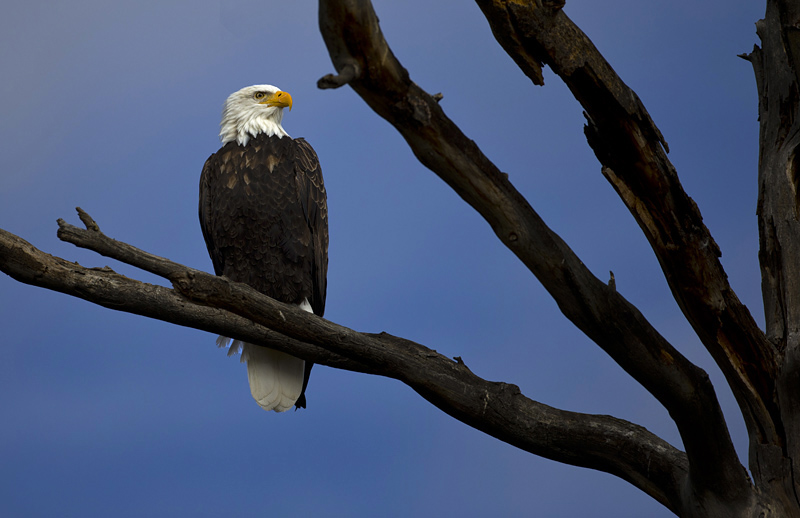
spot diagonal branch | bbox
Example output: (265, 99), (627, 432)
(0, 218), (688, 513)
(317, 0), (750, 504)
(471, 0), (781, 458)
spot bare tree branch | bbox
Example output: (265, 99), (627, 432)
(317, 0), (750, 507)
(0, 217), (689, 513)
(5, 223), (369, 374)
(470, 1), (781, 464)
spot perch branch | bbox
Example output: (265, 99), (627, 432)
(0, 218), (688, 513)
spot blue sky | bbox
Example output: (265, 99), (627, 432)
(0, 1), (764, 516)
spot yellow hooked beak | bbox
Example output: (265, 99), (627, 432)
(260, 90), (292, 110)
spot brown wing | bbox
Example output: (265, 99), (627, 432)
(199, 133), (328, 316)
(292, 137), (328, 317)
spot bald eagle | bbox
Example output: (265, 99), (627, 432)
(199, 85), (328, 412)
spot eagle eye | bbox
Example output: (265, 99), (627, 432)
(254, 92), (266, 100)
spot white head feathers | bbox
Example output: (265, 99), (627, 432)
(219, 85), (293, 146)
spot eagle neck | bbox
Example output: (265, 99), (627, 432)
(220, 109), (290, 146)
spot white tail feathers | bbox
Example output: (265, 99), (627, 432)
(217, 299), (313, 412)
(243, 344), (305, 412)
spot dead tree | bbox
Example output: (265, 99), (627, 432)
(0, 1), (797, 516)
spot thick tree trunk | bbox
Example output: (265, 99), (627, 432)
(748, 0), (800, 515)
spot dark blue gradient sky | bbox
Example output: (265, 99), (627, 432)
(1, 1), (763, 516)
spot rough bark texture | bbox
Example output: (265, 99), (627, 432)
(748, 0), (800, 513)
(1, 0), (799, 516)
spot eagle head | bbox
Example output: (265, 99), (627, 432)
(219, 84), (293, 146)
